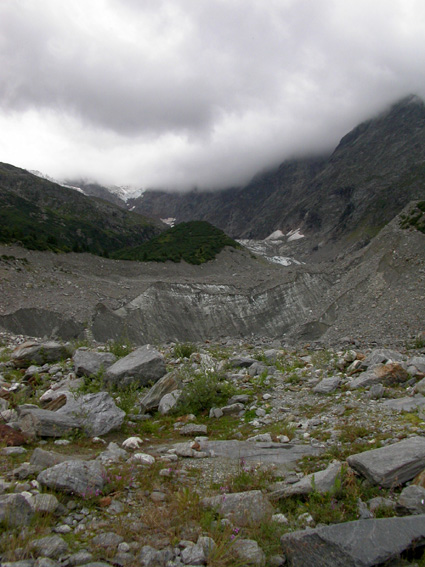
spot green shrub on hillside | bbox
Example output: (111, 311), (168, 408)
(113, 220), (240, 265)
(400, 201), (425, 233)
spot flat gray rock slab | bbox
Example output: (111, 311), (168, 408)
(271, 461), (343, 499)
(57, 391), (125, 436)
(198, 440), (323, 466)
(383, 394), (425, 412)
(347, 436), (425, 487)
(281, 515), (425, 567)
(105, 345), (166, 388)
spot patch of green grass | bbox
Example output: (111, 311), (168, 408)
(174, 367), (237, 416)
(173, 342), (197, 359)
(105, 339), (133, 359)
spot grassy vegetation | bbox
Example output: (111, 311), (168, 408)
(400, 201), (425, 233)
(112, 221), (240, 265)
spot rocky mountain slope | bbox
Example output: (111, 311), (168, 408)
(128, 95), (425, 260)
(0, 202), (424, 345)
(0, 163), (164, 255)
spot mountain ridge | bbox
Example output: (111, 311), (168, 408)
(125, 95), (425, 260)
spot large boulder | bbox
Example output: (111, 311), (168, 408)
(347, 436), (425, 487)
(281, 515), (425, 567)
(201, 490), (274, 527)
(37, 460), (107, 497)
(17, 407), (82, 438)
(73, 348), (117, 377)
(105, 345), (166, 388)
(57, 392), (125, 436)
(140, 371), (179, 413)
(11, 341), (74, 368)
(350, 362), (409, 389)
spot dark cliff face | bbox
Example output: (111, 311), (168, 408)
(128, 95), (425, 257)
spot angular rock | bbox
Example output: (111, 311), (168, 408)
(105, 345), (166, 388)
(158, 390), (181, 415)
(0, 493), (34, 527)
(271, 461), (342, 499)
(31, 535), (69, 559)
(313, 376), (341, 394)
(361, 348), (404, 369)
(220, 402), (244, 415)
(37, 460), (107, 497)
(350, 363), (409, 389)
(415, 377), (425, 394)
(409, 356), (425, 374)
(11, 341), (74, 368)
(179, 423), (208, 436)
(201, 490), (274, 527)
(229, 356), (256, 368)
(397, 484), (425, 515)
(91, 532), (124, 549)
(0, 423), (28, 446)
(281, 515), (425, 567)
(181, 541), (207, 565)
(17, 408), (81, 438)
(73, 348), (117, 377)
(33, 493), (61, 515)
(347, 436), (425, 487)
(138, 545), (172, 566)
(140, 371), (179, 412)
(57, 391), (125, 436)
(232, 539), (265, 567)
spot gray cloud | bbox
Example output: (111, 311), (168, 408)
(0, 0), (425, 189)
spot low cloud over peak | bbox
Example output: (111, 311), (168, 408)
(1, 0), (425, 190)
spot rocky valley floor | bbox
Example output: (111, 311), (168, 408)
(1, 332), (425, 566)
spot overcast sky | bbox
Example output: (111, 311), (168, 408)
(1, 0), (425, 191)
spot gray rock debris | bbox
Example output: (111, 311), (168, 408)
(383, 394), (425, 412)
(105, 345), (166, 388)
(281, 515), (425, 567)
(37, 460), (107, 497)
(347, 436), (425, 487)
(73, 348), (116, 377)
(201, 490), (274, 527)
